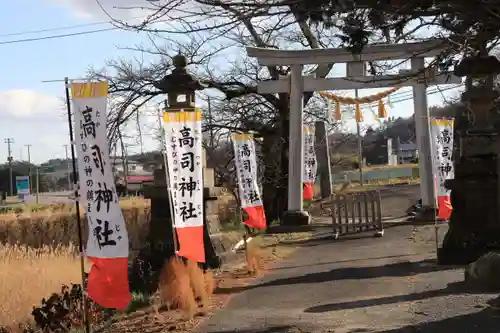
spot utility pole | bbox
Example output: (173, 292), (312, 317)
(25, 144), (31, 193)
(63, 145), (71, 191)
(4, 138), (14, 196)
(207, 96), (214, 150)
(117, 128), (128, 194)
(355, 89), (364, 186)
(156, 107), (168, 176)
(36, 166), (39, 204)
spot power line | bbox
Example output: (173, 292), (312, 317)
(0, 27), (119, 45)
(355, 84), (463, 110)
(0, 15), (170, 45)
(0, 19), (172, 45)
(0, 12), (157, 38)
(0, 21), (112, 38)
(339, 83), (463, 108)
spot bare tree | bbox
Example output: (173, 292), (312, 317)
(91, 0), (366, 221)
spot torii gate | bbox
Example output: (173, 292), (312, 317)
(246, 40), (461, 226)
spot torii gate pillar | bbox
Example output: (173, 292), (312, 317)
(283, 64), (310, 225)
(411, 57), (435, 211)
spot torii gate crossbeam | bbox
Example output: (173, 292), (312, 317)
(246, 40), (461, 226)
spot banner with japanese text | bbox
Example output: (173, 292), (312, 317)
(303, 126), (317, 200)
(164, 111), (205, 263)
(430, 118), (454, 220)
(231, 133), (266, 229)
(72, 81), (131, 310)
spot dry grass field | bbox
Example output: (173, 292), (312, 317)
(0, 244), (84, 327)
(0, 198), (151, 250)
(0, 195), (239, 329)
(0, 198), (151, 328)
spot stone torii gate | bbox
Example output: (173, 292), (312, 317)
(246, 40), (461, 226)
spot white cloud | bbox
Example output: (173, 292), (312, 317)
(0, 90), (62, 118)
(51, 0), (156, 21)
(51, 0), (204, 30)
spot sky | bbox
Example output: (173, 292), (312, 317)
(0, 0), (463, 165)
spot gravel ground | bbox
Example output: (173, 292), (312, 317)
(197, 224), (500, 333)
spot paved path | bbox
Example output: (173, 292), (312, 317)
(198, 225), (500, 333)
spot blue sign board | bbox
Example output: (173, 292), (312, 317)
(16, 176), (30, 201)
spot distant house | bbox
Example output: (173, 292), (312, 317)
(125, 175), (154, 194)
(112, 158), (150, 176)
(111, 157), (155, 195)
(394, 141), (418, 163)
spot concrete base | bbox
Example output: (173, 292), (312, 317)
(412, 206), (438, 222)
(281, 210), (311, 226)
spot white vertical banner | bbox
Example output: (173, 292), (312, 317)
(72, 81), (130, 310)
(231, 133), (266, 229)
(430, 118), (454, 220)
(302, 126), (317, 200)
(72, 82), (128, 258)
(164, 110), (205, 263)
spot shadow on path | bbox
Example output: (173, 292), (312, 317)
(207, 325), (297, 333)
(304, 282), (466, 313)
(378, 309), (500, 333)
(268, 253), (424, 272)
(215, 259), (456, 295)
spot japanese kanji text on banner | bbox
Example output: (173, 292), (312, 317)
(430, 118), (454, 220)
(72, 81), (131, 310)
(164, 111), (205, 263)
(231, 133), (266, 229)
(303, 126), (317, 200)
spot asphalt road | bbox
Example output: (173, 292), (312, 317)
(2, 184), (421, 210)
(376, 183), (420, 218)
(20, 191), (74, 205)
(198, 224), (500, 333)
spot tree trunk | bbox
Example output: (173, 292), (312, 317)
(261, 103), (289, 224)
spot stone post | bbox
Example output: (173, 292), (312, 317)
(314, 121), (332, 198)
(386, 138), (393, 165)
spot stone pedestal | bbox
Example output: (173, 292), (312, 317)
(129, 168), (222, 294)
(129, 169), (175, 294)
(281, 210), (311, 227)
(438, 152), (500, 264)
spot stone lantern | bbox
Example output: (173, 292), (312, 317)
(438, 55), (500, 265)
(154, 53), (207, 111)
(455, 55), (500, 134)
(152, 52), (214, 188)
(129, 54), (222, 293)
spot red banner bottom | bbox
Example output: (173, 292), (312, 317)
(437, 195), (452, 220)
(176, 226), (206, 263)
(242, 205), (267, 229)
(87, 257), (131, 310)
(303, 182), (314, 200)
